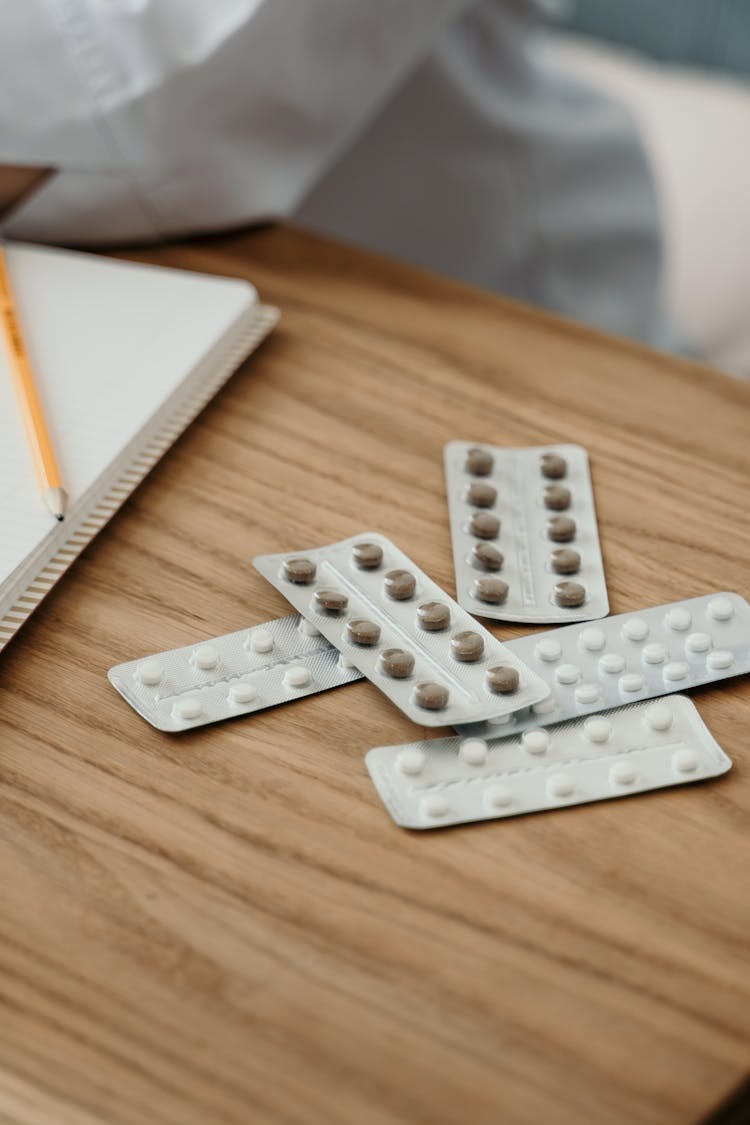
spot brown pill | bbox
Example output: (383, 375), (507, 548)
(540, 453), (567, 479)
(486, 665), (520, 694)
(469, 512), (500, 540)
(550, 548), (581, 574)
(547, 515), (576, 542)
(451, 630), (485, 662)
(472, 577), (509, 605)
(413, 681), (449, 711)
(544, 485), (571, 511)
(384, 569), (416, 600)
(282, 557), (316, 584)
(345, 619), (381, 646)
(312, 588), (348, 613)
(417, 601), (451, 632)
(465, 447), (494, 476)
(352, 541), (383, 570)
(554, 580), (586, 608)
(378, 648), (415, 678)
(471, 542), (504, 572)
(464, 482), (497, 508)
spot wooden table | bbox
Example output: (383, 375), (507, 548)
(1, 224), (749, 1125)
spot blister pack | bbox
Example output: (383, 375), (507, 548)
(444, 441), (608, 623)
(253, 532), (550, 727)
(455, 591), (750, 739)
(108, 614), (363, 732)
(367, 695), (731, 829)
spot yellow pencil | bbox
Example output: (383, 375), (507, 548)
(0, 243), (67, 520)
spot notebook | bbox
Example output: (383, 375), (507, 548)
(0, 241), (278, 653)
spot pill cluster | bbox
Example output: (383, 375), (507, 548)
(252, 532), (550, 726)
(454, 591), (750, 739)
(108, 614), (363, 732)
(444, 441), (608, 623)
(366, 695), (731, 829)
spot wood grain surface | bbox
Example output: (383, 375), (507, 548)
(1, 224), (749, 1125)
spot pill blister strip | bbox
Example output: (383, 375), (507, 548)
(108, 614), (363, 732)
(367, 696), (731, 829)
(454, 591), (750, 739)
(444, 442), (608, 623)
(253, 532), (550, 727)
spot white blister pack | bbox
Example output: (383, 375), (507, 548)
(253, 532), (550, 727)
(108, 614), (363, 732)
(367, 696), (731, 829)
(455, 591), (750, 739)
(444, 441), (608, 623)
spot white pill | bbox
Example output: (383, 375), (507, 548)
(460, 738), (488, 766)
(229, 681), (257, 705)
(397, 748), (426, 776)
(338, 653), (359, 671)
(685, 632), (712, 654)
(707, 597), (733, 622)
(536, 639), (562, 662)
(485, 784), (513, 809)
(580, 627), (606, 652)
(610, 760), (636, 786)
(672, 749), (698, 774)
(575, 683), (600, 705)
(193, 644), (219, 670)
(665, 607), (692, 632)
(249, 628), (274, 653)
(706, 649), (733, 670)
(584, 717), (611, 743)
(646, 703), (673, 731)
(284, 665), (311, 688)
(137, 659), (163, 686)
(522, 729), (549, 754)
(532, 697), (557, 715)
(299, 619), (321, 637)
(642, 643), (667, 665)
(173, 697), (201, 721)
(619, 673), (644, 693)
(599, 653), (625, 675)
(547, 773), (574, 799)
(622, 618), (649, 642)
(488, 713), (514, 727)
(555, 663), (580, 685)
(421, 794), (450, 819)
(663, 661), (688, 682)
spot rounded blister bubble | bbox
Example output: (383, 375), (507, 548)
(486, 665), (520, 694)
(397, 748), (426, 776)
(314, 588), (349, 614)
(584, 717), (612, 743)
(665, 607), (692, 632)
(642, 643), (667, 665)
(707, 596), (733, 622)
(352, 541), (383, 570)
(663, 661), (689, 682)
(535, 639), (562, 662)
(532, 697), (557, 716)
(460, 738), (488, 766)
(338, 653), (359, 671)
(575, 683), (600, 705)
(485, 785), (513, 809)
(173, 697), (201, 721)
(193, 644), (219, 670)
(672, 749), (698, 774)
(488, 713), (514, 727)
(685, 631), (711, 654)
(619, 673), (644, 693)
(645, 702), (673, 731)
(421, 794), (450, 820)
(413, 682), (450, 711)
(384, 569), (416, 601)
(282, 557), (316, 584)
(249, 628), (274, 654)
(599, 653), (625, 675)
(622, 618), (649, 642)
(522, 729), (549, 755)
(555, 663), (580, 685)
(137, 659), (163, 686)
(554, 580), (586, 608)
(465, 446), (494, 476)
(229, 681), (257, 705)
(610, 760), (636, 786)
(580, 628), (606, 652)
(284, 665), (311, 689)
(706, 649), (733, 671)
(298, 619), (322, 637)
(547, 773), (574, 799)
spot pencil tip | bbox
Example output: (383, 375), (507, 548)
(56, 514), (64, 521)
(44, 486), (68, 521)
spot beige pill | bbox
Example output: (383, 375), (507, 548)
(540, 453), (567, 479)
(486, 665), (520, 694)
(413, 681), (449, 710)
(283, 556), (317, 584)
(472, 576), (509, 605)
(550, 548), (580, 574)
(378, 648), (415, 678)
(547, 515), (576, 542)
(313, 588), (348, 613)
(554, 580), (586, 607)
(450, 630), (485, 662)
(384, 569), (416, 600)
(465, 447), (494, 476)
(470, 511), (500, 540)
(464, 482), (497, 508)
(543, 484), (571, 511)
(345, 619), (381, 646)
(352, 541), (383, 569)
(470, 542), (504, 571)
(417, 601), (451, 631)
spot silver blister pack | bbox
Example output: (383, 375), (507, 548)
(455, 591), (750, 739)
(444, 441), (608, 623)
(108, 614), (363, 732)
(367, 695), (731, 829)
(253, 532), (550, 727)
